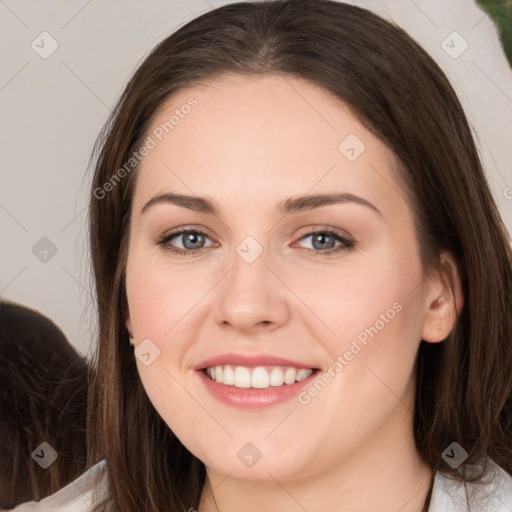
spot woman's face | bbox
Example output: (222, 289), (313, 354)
(125, 73), (441, 482)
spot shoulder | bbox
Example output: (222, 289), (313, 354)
(11, 460), (109, 512)
(429, 457), (512, 511)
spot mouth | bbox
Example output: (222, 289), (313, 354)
(195, 355), (321, 408)
(202, 364), (317, 389)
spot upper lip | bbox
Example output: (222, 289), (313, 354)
(194, 353), (319, 371)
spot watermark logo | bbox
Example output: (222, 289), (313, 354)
(236, 442), (263, 468)
(441, 442), (468, 469)
(441, 32), (469, 59)
(31, 442), (58, 468)
(236, 236), (264, 264)
(32, 237), (58, 263)
(134, 338), (161, 366)
(31, 32), (59, 59)
(338, 134), (366, 162)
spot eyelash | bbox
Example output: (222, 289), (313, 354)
(156, 227), (355, 256)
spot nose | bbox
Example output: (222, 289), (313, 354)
(213, 244), (291, 334)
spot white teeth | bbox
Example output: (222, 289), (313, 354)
(204, 365), (314, 389)
(269, 367), (284, 386)
(251, 367), (270, 389)
(284, 367), (296, 385)
(223, 365), (234, 385)
(234, 366), (251, 388)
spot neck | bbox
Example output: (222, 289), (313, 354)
(197, 403), (433, 512)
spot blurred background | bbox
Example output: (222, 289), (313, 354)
(476, 0), (512, 66)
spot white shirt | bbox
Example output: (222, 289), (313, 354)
(10, 457), (512, 511)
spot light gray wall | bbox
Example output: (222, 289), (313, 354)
(1, 0), (511, 358)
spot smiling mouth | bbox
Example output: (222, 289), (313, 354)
(202, 365), (319, 389)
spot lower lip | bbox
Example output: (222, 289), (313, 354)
(196, 369), (318, 409)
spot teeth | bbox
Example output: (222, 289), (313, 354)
(204, 365), (314, 389)
(296, 369), (312, 382)
(251, 367), (270, 389)
(284, 367), (296, 385)
(234, 366), (251, 388)
(223, 365), (234, 385)
(269, 367), (284, 386)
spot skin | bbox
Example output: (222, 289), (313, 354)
(124, 73), (462, 512)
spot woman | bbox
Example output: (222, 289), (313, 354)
(13, 0), (512, 510)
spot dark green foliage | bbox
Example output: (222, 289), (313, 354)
(476, 0), (512, 66)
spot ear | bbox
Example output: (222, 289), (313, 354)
(421, 251), (463, 343)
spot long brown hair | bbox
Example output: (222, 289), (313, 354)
(87, 1), (512, 510)
(0, 301), (89, 509)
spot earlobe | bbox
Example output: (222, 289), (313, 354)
(421, 252), (464, 343)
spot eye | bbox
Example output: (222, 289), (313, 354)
(156, 228), (216, 255)
(293, 229), (355, 254)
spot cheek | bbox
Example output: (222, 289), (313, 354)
(125, 253), (211, 342)
(286, 250), (423, 352)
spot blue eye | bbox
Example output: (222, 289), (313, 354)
(157, 229), (214, 255)
(294, 230), (354, 253)
(157, 228), (355, 256)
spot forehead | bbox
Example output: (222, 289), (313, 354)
(133, 73), (405, 219)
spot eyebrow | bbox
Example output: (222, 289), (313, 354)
(141, 191), (382, 217)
